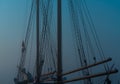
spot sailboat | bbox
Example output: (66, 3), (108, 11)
(14, 0), (118, 84)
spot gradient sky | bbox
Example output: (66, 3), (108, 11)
(0, 0), (120, 84)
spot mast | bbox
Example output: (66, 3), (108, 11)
(57, 0), (63, 84)
(36, 0), (40, 83)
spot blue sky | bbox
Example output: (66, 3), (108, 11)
(0, 0), (119, 84)
(0, 0), (31, 83)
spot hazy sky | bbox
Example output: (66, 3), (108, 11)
(0, 0), (120, 84)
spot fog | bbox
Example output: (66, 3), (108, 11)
(0, 0), (119, 84)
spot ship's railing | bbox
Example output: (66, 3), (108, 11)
(40, 58), (118, 83)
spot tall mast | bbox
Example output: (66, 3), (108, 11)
(36, 0), (40, 83)
(57, 0), (63, 84)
